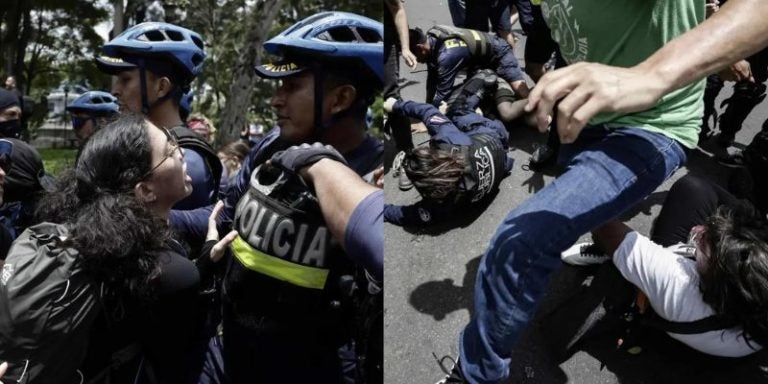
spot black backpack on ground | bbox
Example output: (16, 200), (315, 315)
(0, 223), (100, 383)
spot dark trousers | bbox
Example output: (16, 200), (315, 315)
(384, 40), (414, 151)
(650, 174), (743, 247)
(220, 301), (348, 383)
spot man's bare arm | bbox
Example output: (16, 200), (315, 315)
(526, 0), (768, 144)
(385, 0), (417, 69)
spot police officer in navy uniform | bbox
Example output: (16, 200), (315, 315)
(95, 22), (222, 211)
(383, 72), (515, 227)
(65, 90), (119, 144)
(408, 25), (530, 123)
(209, 12), (384, 383)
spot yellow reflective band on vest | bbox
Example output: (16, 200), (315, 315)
(531, 0), (541, 5)
(231, 235), (329, 290)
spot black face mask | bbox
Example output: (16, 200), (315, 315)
(0, 119), (21, 138)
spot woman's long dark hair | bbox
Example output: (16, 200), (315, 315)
(37, 114), (171, 300)
(699, 206), (768, 348)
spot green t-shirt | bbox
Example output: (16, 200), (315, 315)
(541, 0), (705, 148)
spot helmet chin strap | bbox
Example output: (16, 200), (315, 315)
(137, 57), (184, 119)
(311, 64), (332, 142)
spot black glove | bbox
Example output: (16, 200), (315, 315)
(269, 142), (348, 177)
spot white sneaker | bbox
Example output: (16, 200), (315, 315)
(392, 150), (406, 177)
(561, 242), (610, 266)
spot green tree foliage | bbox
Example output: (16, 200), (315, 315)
(181, 0), (382, 145)
(1, 0), (111, 131)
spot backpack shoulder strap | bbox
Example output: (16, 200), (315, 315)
(170, 126), (223, 203)
(639, 310), (738, 335)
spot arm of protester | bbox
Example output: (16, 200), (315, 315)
(525, 0), (768, 144)
(194, 201), (238, 282)
(385, 0), (417, 69)
(432, 51), (464, 106)
(591, 221), (633, 257)
(0, 360), (6, 384)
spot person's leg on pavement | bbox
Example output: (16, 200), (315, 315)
(457, 126), (687, 383)
(523, 4), (556, 82)
(510, 0), (534, 36)
(448, 0), (467, 27)
(717, 47), (768, 147)
(384, 37), (415, 190)
(701, 75), (724, 140)
(464, 0), (491, 32)
(649, 174), (739, 247)
(488, 1), (514, 48)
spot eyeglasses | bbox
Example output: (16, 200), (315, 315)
(0, 139), (13, 173)
(142, 128), (181, 179)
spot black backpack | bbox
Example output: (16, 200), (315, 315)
(0, 223), (101, 383)
(170, 126), (223, 204)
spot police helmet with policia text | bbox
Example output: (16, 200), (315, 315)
(95, 22), (206, 114)
(254, 11), (384, 137)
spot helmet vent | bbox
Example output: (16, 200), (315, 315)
(322, 26), (356, 42)
(142, 30), (167, 42)
(357, 27), (382, 43)
(191, 54), (204, 66)
(166, 30), (184, 41)
(191, 36), (204, 50)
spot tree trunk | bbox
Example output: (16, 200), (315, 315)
(113, 0), (125, 38)
(14, 0), (32, 94)
(217, 0), (285, 145)
(2, 0), (22, 77)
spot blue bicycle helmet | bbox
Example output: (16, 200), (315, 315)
(97, 22), (206, 81)
(255, 12), (383, 85)
(66, 91), (119, 116)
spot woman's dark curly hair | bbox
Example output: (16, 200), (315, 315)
(403, 147), (466, 202)
(699, 205), (768, 348)
(36, 113), (171, 300)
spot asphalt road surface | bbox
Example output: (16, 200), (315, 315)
(383, 2), (768, 383)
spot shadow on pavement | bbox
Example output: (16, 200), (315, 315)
(528, 264), (768, 384)
(408, 256), (481, 321)
(400, 188), (502, 236)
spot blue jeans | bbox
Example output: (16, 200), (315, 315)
(459, 126), (688, 383)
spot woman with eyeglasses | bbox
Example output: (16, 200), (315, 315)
(571, 174), (768, 357)
(36, 113), (236, 383)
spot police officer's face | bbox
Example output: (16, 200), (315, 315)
(111, 69), (164, 114)
(271, 72), (318, 144)
(71, 112), (96, 142)
(415, 42), (431, 63)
